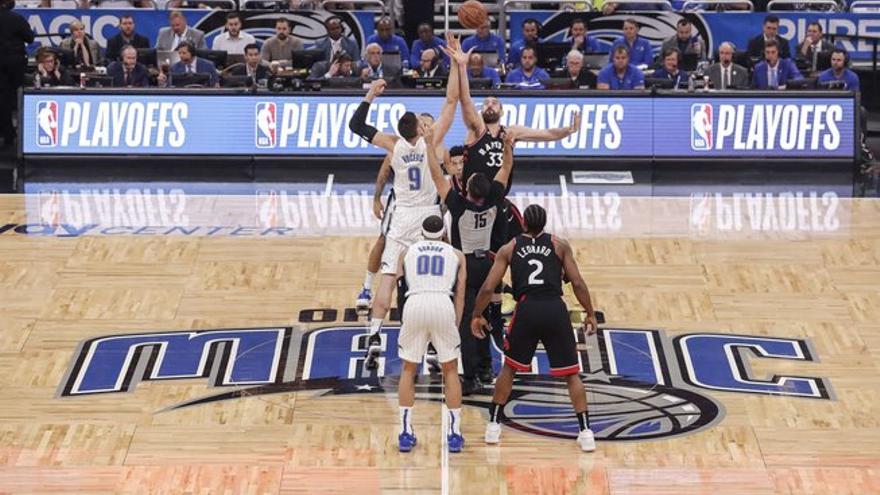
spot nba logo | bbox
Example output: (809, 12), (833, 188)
(690, 103), (713, 151)
(36, 101), (58, 147)
(255, 102), (277, 148)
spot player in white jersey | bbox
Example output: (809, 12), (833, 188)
(349, 47), (462, 370)
(395, 215), (467, 453)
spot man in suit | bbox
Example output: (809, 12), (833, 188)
(309, 52), (357, 79)
(105, 15), (149, 62)
(107, 45), (150, 87)
(59, 20), (103, 67)
(708, 42), (748, 90)
(796, 22), (834, 74)
(415, 47), (448, 78)
(228, 43), (271, 83)
(155, 11), (206, 51)
(315, 16), (359, 64)
(747, 15), (791, 61)
(661, 19), (704, 61)
(165, 41), (218, 87)
(563, 50), (597, 88)
(358, 42), (400, 86)
(752, 40), (801, 90)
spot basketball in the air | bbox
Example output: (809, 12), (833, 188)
(458, 0), (488, 29)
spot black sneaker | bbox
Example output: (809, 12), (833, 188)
(478, 368), (495, 385)
(461, 376), (480, 396)
(363, 333), (382, 371)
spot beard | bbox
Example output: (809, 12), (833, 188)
(482, 109), (500, 124)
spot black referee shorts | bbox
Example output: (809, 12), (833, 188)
(504, 296), (579, 377)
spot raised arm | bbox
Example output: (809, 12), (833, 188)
(470, 240), (513, 338)
(494, 130), (515, 188)
(557, 237), (598, 335)
(348, 79), (399, 152)
(372, 153), (392, 220)
(508, 110), (581, 142)
(422, 121), (451, 202)
(453, 250), (466, 329)
(431, 43), (460, 147)
(442, 34), (483, 135)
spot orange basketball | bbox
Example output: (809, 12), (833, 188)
(458, 0), (488, 29)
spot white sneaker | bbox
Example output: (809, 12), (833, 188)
(577, 429), (596, 452)
(484, 422), (501, 444)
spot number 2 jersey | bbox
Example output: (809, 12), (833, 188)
(403, 240), (460, 297)
(510, 233), (563, 300)
(391, 136), (438, 207)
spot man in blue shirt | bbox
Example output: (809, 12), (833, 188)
(609, 19), (654, 67)
(817, 48), (860, 91)
(597, 45), (645, 90)
(366, 17), (410, 69)
(462, 19), (505, 67)
(505, 46), (550, 89)
(509, 18), (542, 69)
(752, 40), (801, 90)
(466, 52), (501, 87)
(410, 22), (448, 69)
(651, 48), (688, 88)
(569, 18), (601, 54)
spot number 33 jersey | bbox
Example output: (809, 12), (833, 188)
(510, 233), (564, 300)
(391, 136), (438, 207)
(403, 240), (461, 296)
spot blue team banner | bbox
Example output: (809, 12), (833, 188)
(21, 92), (854, 158)
(508, 11), (880, 62)
(16, 8), (375, 54)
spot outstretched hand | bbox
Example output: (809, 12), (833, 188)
(568, 111), (582, 135)
(366, 78), (387, 101)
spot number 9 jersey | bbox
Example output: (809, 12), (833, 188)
(391, 136), (438, 207)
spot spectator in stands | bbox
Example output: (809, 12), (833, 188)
(35, 48), (74, 86)
(752, 40), (801, 89)
(708, 42), (748, 89)
(315, 16), (359, 64)
(796, 22), (834, 74)
(166, 41), (218, 87)
(609, 19), (653, 67)
(366, 17), (410, 69)
(651, 47), (688, 87)
(106, 45), (150, 87)
(311, 52), (356, 78)
(410, 22), (448, 69)
(462, 18), (505, 67)
(747, 15), (791, 61)
(817, 48), (860, 91)
(212, 12), (255, 56)
(509, 18), (543, 69)
(568, 18), (600, 55)
(505, 46), (550, 89)
(466, 51), (501, 87)
(358, 42), (400, 84)
(261, 18), (303, 68)
(416, 48), (448, 78)
(229, 43), (272, 82)
(105, 15), (149, 62)
(156, 11), (206, 51)
(563, 50), (596, 88)
(661, 19), (704, 61)
(0, 0), (34, 150)
(59, 20), (103, 67)
(597, 45), (645, 90)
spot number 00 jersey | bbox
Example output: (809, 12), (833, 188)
(444, 180), (505, 254)
(463, 127), (512, 193)
(403, 240), (460, 297)
(510, 233), (563, 300)
(391, 136), (438, 207)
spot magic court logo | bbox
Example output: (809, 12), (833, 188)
(57, 325), (832, 442)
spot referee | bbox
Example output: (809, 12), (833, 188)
(0, 0), (34, 150)
(427, 130), (514, 393)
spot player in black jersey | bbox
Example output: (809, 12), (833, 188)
(426, 125), (513, 393)
(470, 204), (600, 452)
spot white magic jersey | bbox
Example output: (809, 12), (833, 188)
(391, 137), (438, 207)
(403, 240), (460, 296)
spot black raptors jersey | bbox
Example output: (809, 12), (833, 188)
(463, 126), (513, 193)
(510, 233), (563, 300)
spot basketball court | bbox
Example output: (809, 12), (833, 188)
(0, 191), (877, 494)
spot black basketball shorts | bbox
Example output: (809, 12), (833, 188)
(504, 296), (579, 376)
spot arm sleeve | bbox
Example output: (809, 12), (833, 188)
(348, 101), (379, 143)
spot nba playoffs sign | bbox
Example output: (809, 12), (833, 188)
(21, 92), (856, 158)
(58, 325), (832, 442)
